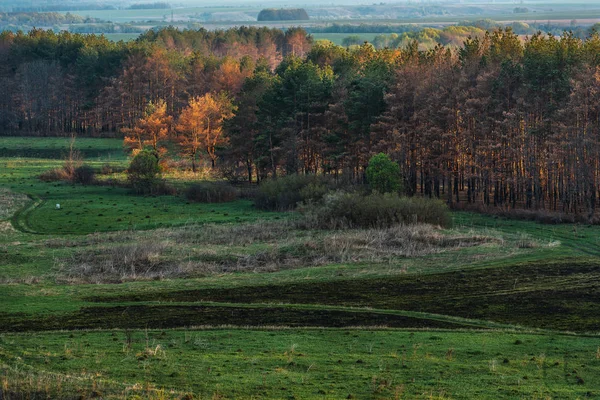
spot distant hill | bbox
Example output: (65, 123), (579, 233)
(257, 8), (309, 22)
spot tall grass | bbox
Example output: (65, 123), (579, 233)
(56, 221), (491, 283)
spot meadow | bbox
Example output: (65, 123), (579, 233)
(1, 137), (600, 398)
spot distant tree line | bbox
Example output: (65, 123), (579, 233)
(309, 24), (421, 35)
(3, 27), (600, 215)
(68, 23), (144, 34)
(257, 9), (309, 22)
(9, 4), (116, 12)
(0, 12), (99, 26)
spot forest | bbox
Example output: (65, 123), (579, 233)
(2, 26), (600, 216)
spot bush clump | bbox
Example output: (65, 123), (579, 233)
(255, 174), (335, 211)
(127, 150), (161, 194)
(185, 182), (239, 203)
(39, 167), (70, 182)
(73, 165), (96, 185)
(299, 191), (451, 229)
(39, 163), (96, 185)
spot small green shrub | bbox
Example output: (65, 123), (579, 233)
(255, 174), (335, 211)
(366, 153), (402, 194)
(73, 165), (96, 185)
(127, 150), (161, 194)
(185, 182), (239, 203)
(299, 191), (451, 229)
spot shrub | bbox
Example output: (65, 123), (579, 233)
(127, 150), (161, 194)
(299, 191), (451, 229)
(238, 184), (259, 200)
(39, 163), (95, 185)
(63, 241), (170, 283)
(185, 182), (239, 203)
(39, 167), (70, 182)
(366, 153), (402, 194)
(152, 180), (177, 196)
(255, 174), (335, 211)
(73, 165), (95, 185)
(100, 163), (114, 175)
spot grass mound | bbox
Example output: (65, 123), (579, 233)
(55, 222), (492, 283)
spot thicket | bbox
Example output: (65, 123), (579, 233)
(254, 174), (336, 211)
(299, 191), (451, 229)
(185, 182), (238, 203)
(73, 165), (95, 185)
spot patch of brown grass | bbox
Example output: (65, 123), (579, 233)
(0, 189), (28, 220)
(56, 222), (497, 284)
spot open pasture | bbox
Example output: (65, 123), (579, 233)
(1, 136), (600, 398)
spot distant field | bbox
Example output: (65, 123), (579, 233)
(60, 6), (258, 22)
(60, 4), (600, 27)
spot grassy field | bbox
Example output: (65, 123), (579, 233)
(60, 6), (258, 22)
(61, 2), (600, 27)
(1, 136), (600, 398)
(0, 138), (284, 235)
(3, 329), (600, 399)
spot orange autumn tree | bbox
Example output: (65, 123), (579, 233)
(123, 99), (172, 157)
(175, 92), (236, 171)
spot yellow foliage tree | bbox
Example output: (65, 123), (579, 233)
(123, 99), (172, 157)
(176, 92), (236, 171)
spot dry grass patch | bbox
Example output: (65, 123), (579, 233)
(58, 241), (176, 283)
(56, 222), (500, 284)
(0, 189), (28, 220)
(165, 220), (296, 245)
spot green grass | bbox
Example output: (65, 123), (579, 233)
(2, 135), (600, 398)
(0, 138), (285, 235)
(0, 137), (125, 160)
(21, 188), (280, 234)
(2, 329), (600, 399)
